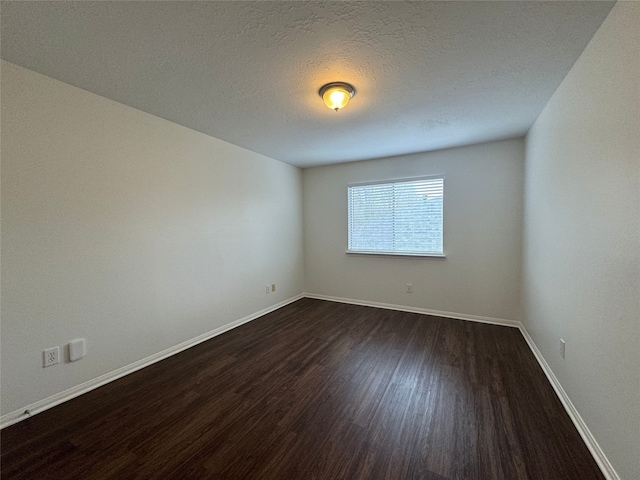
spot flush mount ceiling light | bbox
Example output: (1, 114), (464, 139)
(319, 82), (356, 112)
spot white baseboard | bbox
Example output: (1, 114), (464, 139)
(303, 292), (521, 328)
(0, 294), (304, 430)
(518, 326), (620, 480)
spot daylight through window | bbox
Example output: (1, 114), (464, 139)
(347, 176), (444, 256)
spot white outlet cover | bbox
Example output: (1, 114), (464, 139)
(69, 338), (86, 362)
(43, 346), (59, 367)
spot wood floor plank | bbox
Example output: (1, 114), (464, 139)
(1, 298), (604, 479)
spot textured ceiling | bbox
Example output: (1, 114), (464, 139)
(1, 1), (614, 168)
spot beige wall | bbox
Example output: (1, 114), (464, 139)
(0, 61), (304, 416)
(303, 139), (524, 322)
(523, 3), (640, 479)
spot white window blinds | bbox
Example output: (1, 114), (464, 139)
(348, 176), (444, 255)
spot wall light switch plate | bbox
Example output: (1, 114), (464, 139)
(560, 338), (566, 359)
(69, 338), (86, 362)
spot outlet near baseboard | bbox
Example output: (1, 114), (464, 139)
(43, 347), (59, 367)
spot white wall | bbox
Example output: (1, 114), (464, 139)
(304, 139), (524, 322)
(523, 3), (640, 479)
(0, 61), (304, 417)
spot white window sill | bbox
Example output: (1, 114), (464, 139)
(346, 250), (446, 258)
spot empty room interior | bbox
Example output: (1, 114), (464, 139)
(1, 1), (638, 479)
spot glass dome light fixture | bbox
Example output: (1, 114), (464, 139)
(319, 82), (356, 112)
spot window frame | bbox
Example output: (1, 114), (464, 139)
(346, 175), (446, 258)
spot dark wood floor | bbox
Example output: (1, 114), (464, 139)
(2, 298), (603, 480)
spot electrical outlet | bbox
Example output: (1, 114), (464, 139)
(266, 285), (271, 294)
(43, 347), (59, 367)
(560, 338), (566, 359)
(406, 283), (413, 293)
(271, 283), (276, 292)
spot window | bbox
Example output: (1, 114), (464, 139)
(347, 176), (444, 256)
